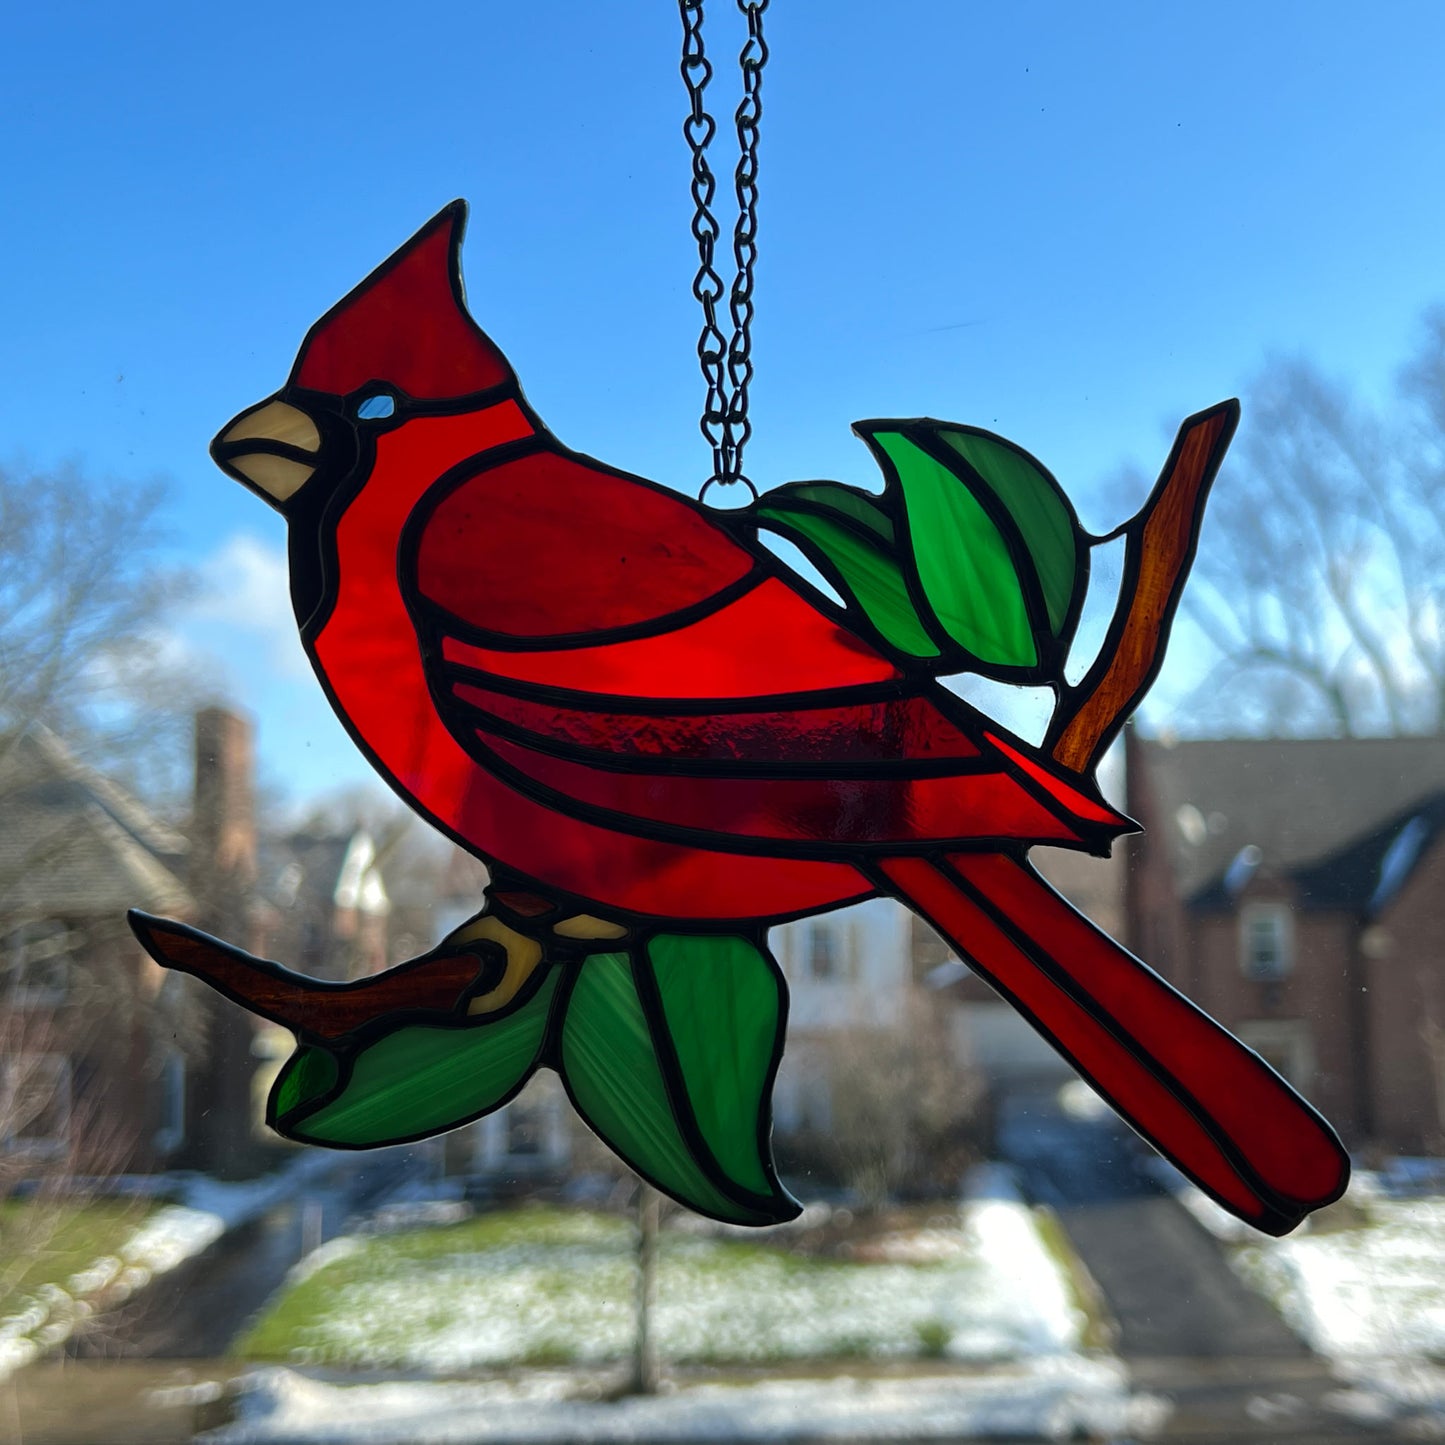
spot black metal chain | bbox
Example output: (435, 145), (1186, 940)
(679, 0), (768, 500)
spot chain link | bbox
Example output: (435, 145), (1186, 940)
(679, 0), (768, 499)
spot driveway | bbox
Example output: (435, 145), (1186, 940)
(998, 1083), (1408, 1440)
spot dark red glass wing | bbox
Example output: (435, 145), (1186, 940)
(413, 449), (757, 641)
(448, 683), (985, 767)
(471, 726), (1097, 850)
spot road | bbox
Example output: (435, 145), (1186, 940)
(1, 1155), (416, 1444)
(80, 1151), (413, 1361)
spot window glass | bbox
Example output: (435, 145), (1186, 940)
(9, 6), (1445, 1441)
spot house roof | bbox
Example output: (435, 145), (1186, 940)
(0, 729), (194, 917)
(1134, 735), (1445, 907)
(1288, 791), (1445, 916)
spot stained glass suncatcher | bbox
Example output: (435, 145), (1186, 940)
(130, 203), (1350, 1235)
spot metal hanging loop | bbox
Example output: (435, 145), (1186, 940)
(679, 0), (768, 499)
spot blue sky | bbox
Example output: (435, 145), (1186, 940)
(4, 2), (1445, 806)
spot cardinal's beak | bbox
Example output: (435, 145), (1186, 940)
(211, 396), (323, 508)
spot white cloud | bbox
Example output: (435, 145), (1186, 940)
(188, 532), (312, 680)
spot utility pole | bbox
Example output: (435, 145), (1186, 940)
(630, 1184), (660, 1394)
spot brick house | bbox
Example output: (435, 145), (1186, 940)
(0, 709), (287, 1179)
(0, 728), (196, 1178)
(1125, 731), (1445, 1156)
(0, 706), (423, 1183)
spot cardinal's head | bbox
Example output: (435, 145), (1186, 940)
(210, 201), (519, 622)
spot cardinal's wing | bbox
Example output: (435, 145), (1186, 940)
(405, 437), (904, 691)
(406, 442), (1128, 856)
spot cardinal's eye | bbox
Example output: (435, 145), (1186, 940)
(354, 392), (397, 421)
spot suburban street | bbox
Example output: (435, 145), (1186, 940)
(4, 1123), (1433, 1444)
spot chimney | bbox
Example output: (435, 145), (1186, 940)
(190, 706), (258, 945)
(187, 706), (267, 1176)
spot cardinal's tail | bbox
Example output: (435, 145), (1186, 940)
(877, 853), (1350, 1236)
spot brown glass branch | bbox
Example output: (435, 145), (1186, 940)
(128, 910), (493, 1039)
(1049, 400), (1240, 777)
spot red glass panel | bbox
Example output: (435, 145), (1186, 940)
(474, 725), (1091, 848)
(440, 577), (899, 699)
(946, 853), (1349, 1208)
(984, 731), (1128, 827)
(878, 855), (1271, 1223)
(294, 205), (514, 400)
(312, 410), (871, 921)
(449, 683), (983, 767)
(415, 449), (756, 639)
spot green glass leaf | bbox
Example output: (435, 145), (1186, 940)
(278, 969), (557, 1146)
(560, 951), (767, 1225)
(758, 505), (940, 657)
(934, 429), (1079, 633)
(872, 431), (1038, 668)
(762, 481), (895, 544)
(272, 1044), (337, 1121)
(647, 933), (791, 1206)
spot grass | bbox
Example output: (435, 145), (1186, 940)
(0, 1196), (152, 1319)
(913, 1318), (951, 1358)
(239, 1201), (1085, 1371)
(1031, 1206), (1114, 1353)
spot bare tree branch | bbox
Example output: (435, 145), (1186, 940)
(0, 461), (198, 792)
(1170, 335), (1445, 738)
(0, 461), (202, 1266)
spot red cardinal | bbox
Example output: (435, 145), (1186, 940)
(176, 202), (1345, 1234)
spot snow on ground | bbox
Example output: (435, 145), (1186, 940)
(211, 1169), (1164, 1443)
(1153, 1162), (1445, 1436)
(206, 1358), (1167, 1444)
(128, 1155), (333, 1276)
(241, 1170), (1087, 1372)
(1234, 1196), (1445, 1358)
(1146, 1160), (1445, 1364)
(0, 1152), (333, 1379)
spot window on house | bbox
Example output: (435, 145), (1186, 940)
(2, 1054), (72, 1156)
(5, 920), (77, 1006)
(1240, 903), (1292, 981)
(808, 922), (838, 980)
(477, 1083), (565, 1171)
(1235, 1021), (1314, 1090)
